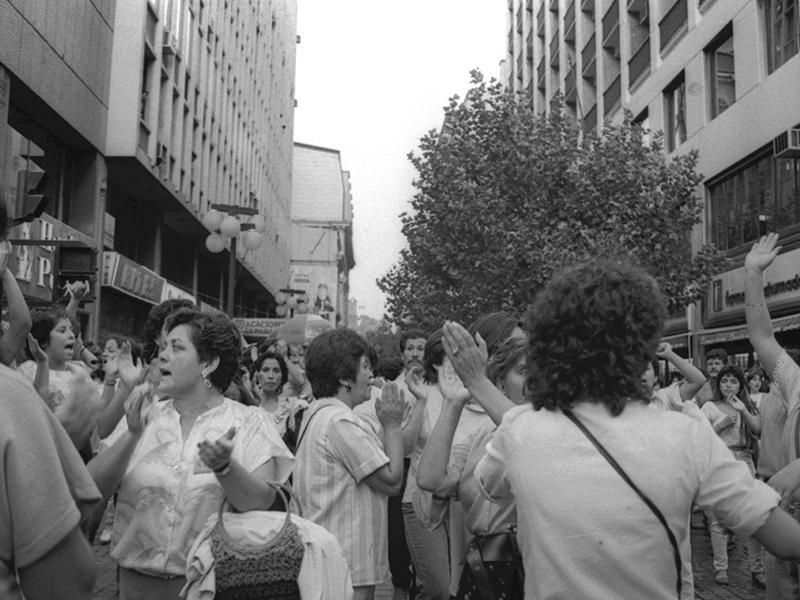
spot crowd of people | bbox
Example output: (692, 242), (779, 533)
(7, 180), (800, 600)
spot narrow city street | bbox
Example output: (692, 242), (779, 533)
(92, 512), (766, 600)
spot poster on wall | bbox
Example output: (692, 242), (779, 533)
(289, 263), (338, 325)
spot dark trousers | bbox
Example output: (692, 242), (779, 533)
(389, 458), (414, 590)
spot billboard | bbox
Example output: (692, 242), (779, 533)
(289, 263), (338, 325)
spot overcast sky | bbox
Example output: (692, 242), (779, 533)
(293, 1), (506, 320)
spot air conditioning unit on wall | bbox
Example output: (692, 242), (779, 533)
(774, 128), (800, 159)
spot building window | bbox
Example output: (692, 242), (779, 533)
(709, 152), (800, 252)
(706, 25), (735, 120)
(663, 73), (686, 152)
(765, 0), (799, 73)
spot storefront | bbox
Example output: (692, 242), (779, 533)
(98, 251), (197, 344)
(699, 247), (800, 369)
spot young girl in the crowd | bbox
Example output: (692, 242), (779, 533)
(701, 365), (762, 586)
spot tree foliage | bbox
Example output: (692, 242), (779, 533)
(378, 72), (727, 330)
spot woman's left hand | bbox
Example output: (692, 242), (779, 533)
(198, 426), (236, 472)
(726, 395), (746, 412)
(442, 321), (488, 387)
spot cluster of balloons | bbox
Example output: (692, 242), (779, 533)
(274, 291), (309, 318)
(202, 208), (265, 253)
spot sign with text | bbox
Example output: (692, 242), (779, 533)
(289, 263), (338, 325)
(232, 317), (285, 339)
(102, 251), (165, 305)
(161, 281), (196, 304)
(707, 246), (800, 324)
(10, 216), (90, 303)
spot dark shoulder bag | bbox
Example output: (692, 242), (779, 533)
(563, 408), (683, 599)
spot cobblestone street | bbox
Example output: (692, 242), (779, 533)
(92, 512), (766, 600)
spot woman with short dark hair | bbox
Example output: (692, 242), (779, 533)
(88, 309), (293, 598)
(475, 258), (800, 599)
(295, 328), (406, 600)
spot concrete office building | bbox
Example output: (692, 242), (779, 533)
(102, 0), (298, 339)
(0, 0), (113, 339)
(505, 0), (800, 366)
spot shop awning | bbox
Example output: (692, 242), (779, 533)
(697, 313), (800, 346)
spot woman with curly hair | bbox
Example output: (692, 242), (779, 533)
(473, 258), (800, 600)
(88, 309), (293, 598)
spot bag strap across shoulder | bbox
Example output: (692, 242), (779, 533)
(563, 408), (682, 599)
(295, 403), (336, 450)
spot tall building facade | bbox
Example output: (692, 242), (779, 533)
(0, 0), (114, 339)
(102, 0), (297, 339)
(506, 0), (800, 366)
(0, 0), (298, 342)
(290, 142), (355, 328)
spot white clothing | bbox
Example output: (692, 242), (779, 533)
(652, 383), (684, 411)
(476, 401), (780, 600)
(182, 510), (353, 600)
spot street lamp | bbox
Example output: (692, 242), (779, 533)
(202, 203), (264, 315)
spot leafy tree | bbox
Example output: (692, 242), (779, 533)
(378, 72), (727, 330)
(354, 315), (401, 360)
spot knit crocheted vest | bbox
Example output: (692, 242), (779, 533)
(211, 516), (304, 600)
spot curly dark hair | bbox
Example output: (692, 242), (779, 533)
(305, 329), (370, 399)
(143, 298), (196, 360)
(250, 351), (289, 394)
(26, 306), (72, 358)
(163, 309), (240, 392)
(527, 259), (666, 415)
(422, 330), (445, 384)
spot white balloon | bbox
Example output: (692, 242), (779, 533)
(202, 209), (224, 231)
(242, 230), (263, 250)
(219, 215), (241, 238)
(205, 233), (227, 253)
(253, 219), (266, 233)
(275, 304), (288, 317)
(296, 300), (309, 314)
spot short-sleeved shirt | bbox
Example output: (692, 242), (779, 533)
(294, 398), (390, 586)
(701, 401), (749, 449)
(771, 351), (800, 468)
(476, 401), (779, 600)
(652, 383), (684, 412)
(110, 398), (293, 577)
(16, 360), (87, 408)
(443, 424), (515, 537)
(0, 364), (101, 598)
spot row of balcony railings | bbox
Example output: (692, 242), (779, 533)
(602, 0), (621, 58)
(581, 0), (594, 14)
(538, 58), (546, 90)
(604, 73), (621, 115)
(565, 1), (576, 42)
(582, 31), (596, 78)
(584, 102), (598, 131)
(537, 4), (545, 38)
(565, 65), (578, 106)
(550, 0), (559, 12)
(517, 6), (524, 33)
(660, 0), (688, 51)
(628, 35), (651, 86)
(550, 33), (560, 67)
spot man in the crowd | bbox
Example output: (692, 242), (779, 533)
(695, 348), (729, 405)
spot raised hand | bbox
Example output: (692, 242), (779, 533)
(117, 341), (143, 388)
(438, 357), (471, 407)
(66, 279), (90, 301)
(655, 342), (672, 358)
(27, 333), (48, 364)
(104, 355), (119, 380)
(124, 383), (154, 436)
(55, 364), (104, 446)
(405, 365), (428, 402)
(198, 426), (236, 472)
(442, 321), (488, 387)
(726, 394), (746, 413)
(745, 233), (781, 273)
(376, 381), (407, 428)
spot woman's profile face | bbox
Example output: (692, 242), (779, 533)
(500, 356), (528, 405)
(157, 324), (205, 395)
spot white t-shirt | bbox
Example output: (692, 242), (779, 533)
(476, 401), (779, 600)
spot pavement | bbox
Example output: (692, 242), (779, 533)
(92, 513), (765, 600)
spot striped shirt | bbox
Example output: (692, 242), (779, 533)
(294, 397), (390, 586)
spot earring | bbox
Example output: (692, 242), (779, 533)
(345, 383), (352, 392)
(201, 368), (212, 389)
